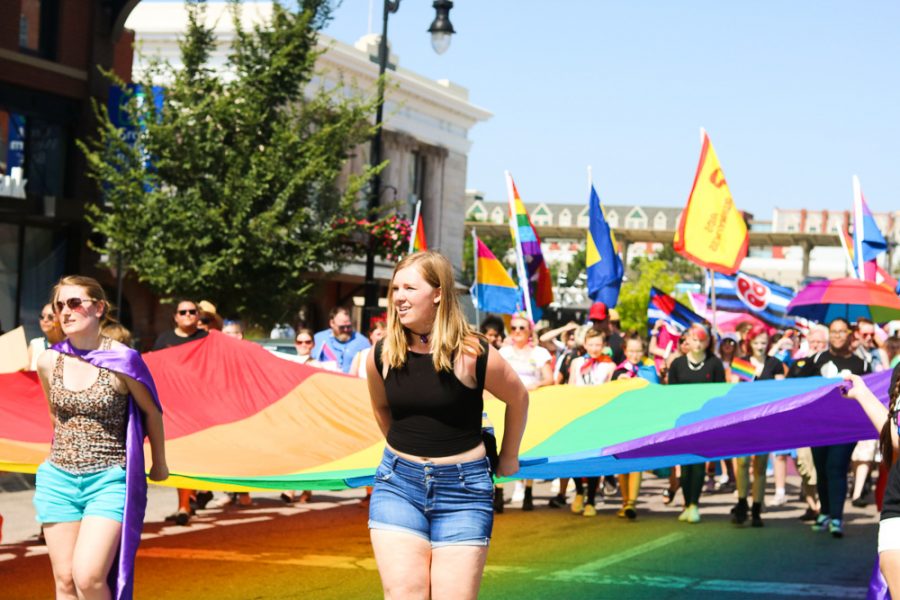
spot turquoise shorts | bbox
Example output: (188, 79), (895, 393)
(33, 461), (127, 524)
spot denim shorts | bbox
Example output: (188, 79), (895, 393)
(33, 461), (127, 524)
(368, 447), (494, 547)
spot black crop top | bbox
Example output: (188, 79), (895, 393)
(374, 338), (490, 457)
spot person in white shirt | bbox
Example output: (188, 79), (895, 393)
(498, 315), (553, 511)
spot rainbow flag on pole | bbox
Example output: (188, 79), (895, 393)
(408, 200), (427, 253)
(471, 230), (520, 315)
(506, 172), (553, 321)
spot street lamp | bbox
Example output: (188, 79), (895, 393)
(362, 0), (455, 331)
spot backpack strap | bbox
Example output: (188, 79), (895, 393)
(475, 338), (490, 391)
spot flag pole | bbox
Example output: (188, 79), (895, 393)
(506, 171), (534, 322)
(472, 228), (481, 327)
(853, 176), (864, 280)
(708, 269), (719, 337)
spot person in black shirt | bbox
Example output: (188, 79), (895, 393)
(152, 300), (208, 351)
(843, 365), (900, 593)
(151, 299), (209, 525)
(794, 317), (871, 538)
(730, 325), (785, 528)
(667, 323), (726, 523)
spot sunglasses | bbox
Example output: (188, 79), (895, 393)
(295, 339), (314, 345)
(55, 298), (94, 312)
(337, 324), (353, 331)
(40, 313), (55, 321)
(510, 325), (529, 331)
(178, 309), (198, 316)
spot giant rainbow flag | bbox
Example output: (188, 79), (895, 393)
(0, 332), (890, 489)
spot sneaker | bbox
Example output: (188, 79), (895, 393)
(550, 478), (560, 494)
(662, 488), (675, 505)
(829, 519), (844, 538)
(686, 504), (701, 524)
(812, 514), (830, 532)
(175, 510), (190, 526)
(624, 505), (637, 520)
(751, 503), (764, 528)
(195, 491), (214, 510)
(583, 504), (597, 517)
(522, 487), (534, 512)
(851, 496), (868, 508)
(731, 498), (749, 525)
(548, 495), (566, 509)
(678, 508), (690, 522)
(770, 492), (787, 507)
(603, 477), (618, 497)
(798, 508), (818, 522)
(616, 506), (627, 518)
(571, 494), (585, 514)
(512, 481), (525, 503)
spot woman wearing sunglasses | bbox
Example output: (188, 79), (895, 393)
(29, 303), (65, 371)
(33, 275), (168, 599)
(367, 250), (528, 600)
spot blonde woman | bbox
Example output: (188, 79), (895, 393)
(367, 250), (528, 599)
(34, 275), (167, 599)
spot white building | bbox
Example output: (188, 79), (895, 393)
(125, 2), (491, 274)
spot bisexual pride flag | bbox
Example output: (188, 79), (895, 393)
(471, 231), (520, 315)
(707, 271), (795, 329)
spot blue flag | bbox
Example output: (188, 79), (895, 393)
(586, 184), (624, 306)
(707, 271), (796, 329)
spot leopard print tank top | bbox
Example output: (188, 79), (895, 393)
(48, 337), (129, 474)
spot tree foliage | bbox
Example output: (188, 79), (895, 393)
(80, 0), (380, 326)
(616, 257), (682, 335)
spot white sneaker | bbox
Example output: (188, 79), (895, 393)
(771, 492), (787, 506)
(551, 478), (560, 494)
(512, 481), (525, 503)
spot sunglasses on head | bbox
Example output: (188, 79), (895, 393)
(178, 309), (198, 316)
(55, 298), (94, 312)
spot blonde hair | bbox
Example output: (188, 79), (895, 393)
(383, 250), (484, 372)
(51, 275), (116, 328)
(102, 322), (133, 347)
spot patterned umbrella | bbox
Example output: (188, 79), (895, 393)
(786, 277), (900, 323)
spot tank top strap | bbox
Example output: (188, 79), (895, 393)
(52, 350), (65, 386)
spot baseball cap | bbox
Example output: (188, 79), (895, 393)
(589, 302), (608, 321)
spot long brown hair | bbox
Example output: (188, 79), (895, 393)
(880, 365), (900, 467)
(51, 275), (117, 328)
(382, 250), (483, 372)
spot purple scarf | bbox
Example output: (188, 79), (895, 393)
(52, 339), (162, 600)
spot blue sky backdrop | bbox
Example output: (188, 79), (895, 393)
(150, 1), (900, 218)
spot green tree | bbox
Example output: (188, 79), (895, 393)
(79, 0), (379, 326)
(616, 257), (682, 335)
(564, 247), (586, 287)
(630, 244), (703, 282)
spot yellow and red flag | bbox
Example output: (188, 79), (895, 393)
(674, 129), (748, 274)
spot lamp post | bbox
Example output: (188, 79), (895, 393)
(362, 0), (455, 331)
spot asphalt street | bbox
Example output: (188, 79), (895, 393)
(0, 474), (879, 599)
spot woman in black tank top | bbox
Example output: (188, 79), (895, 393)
(366, 250), (528, 600)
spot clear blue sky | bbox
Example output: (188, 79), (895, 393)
(320, 0), (899, 218)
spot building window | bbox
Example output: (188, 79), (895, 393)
(408, 150), (426, 219)
(808, 225), (818, 233)
(626, 208), (646, 229)
(606, 211), (618, 228)
(577, 208), (589, 228)
(653, 212), (667, 230)
(532, 205), (552, 226)
(0, 108), (65, 199)
(467, 203), (485, 221)
(19, 0), (57, 59)
(787, 225), (796, 232)
(558, 209), (571, 227)
(491, 207), (505, 224)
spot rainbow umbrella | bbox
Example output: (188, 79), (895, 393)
(786, 277), (900, 323)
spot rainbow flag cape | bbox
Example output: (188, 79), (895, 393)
(408, 200), (427, 254)
(0, 333), (890, 487)
(506, 172), (553, 321)
(471, 231), (520, 315)
(729, 357), (755, 382)
(674, 129), (748, 274)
